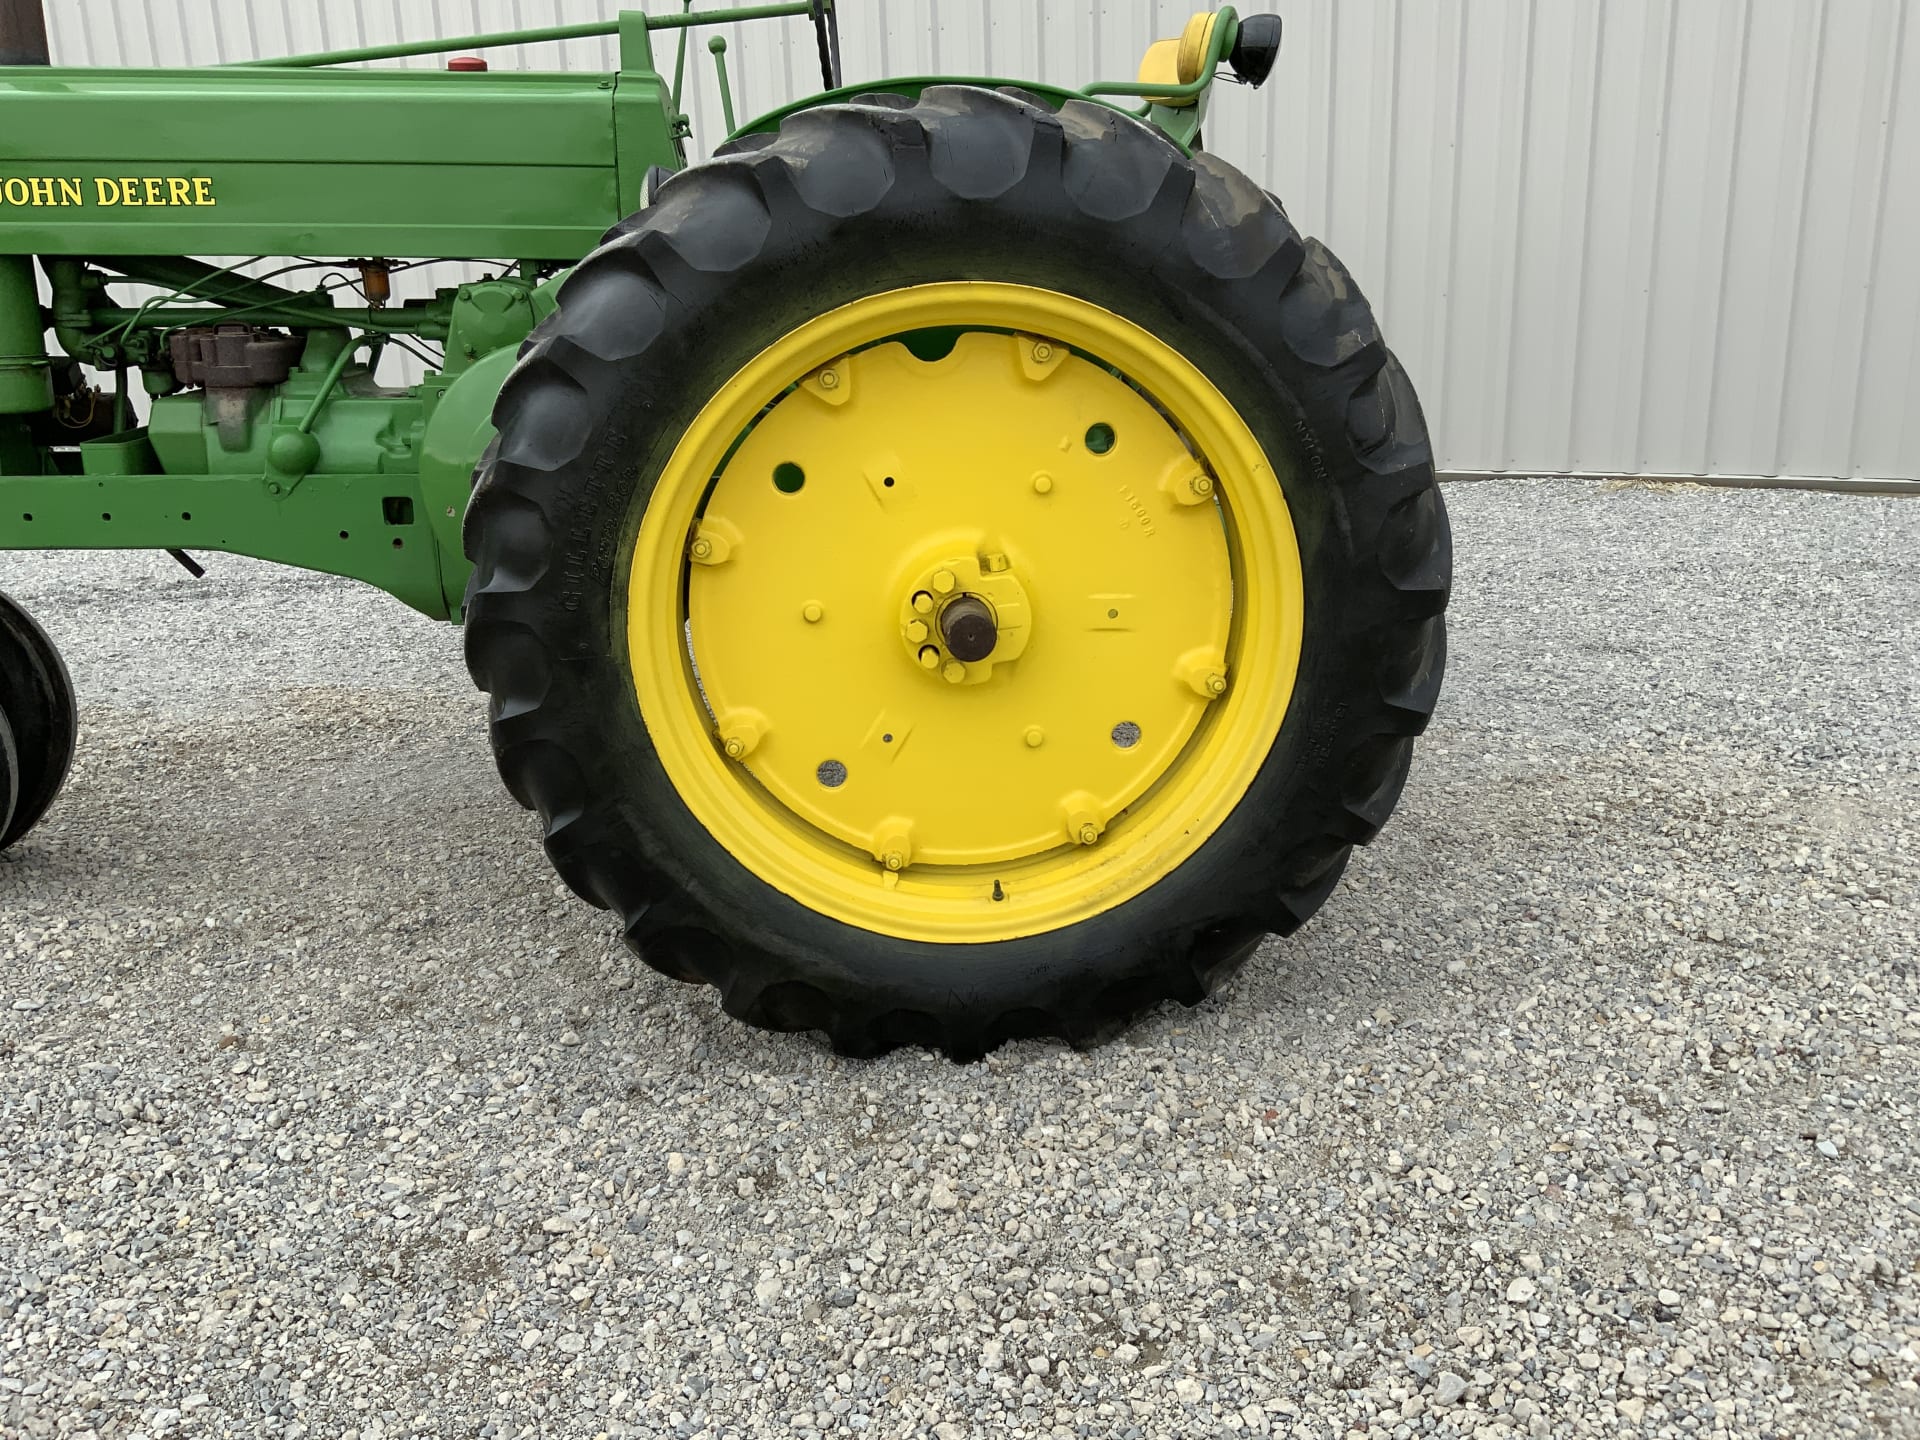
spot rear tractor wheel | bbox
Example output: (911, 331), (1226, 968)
(0, 592), (78, 852)
(466, 86), (1449, 1058)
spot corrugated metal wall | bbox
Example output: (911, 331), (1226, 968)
(40, 0), (1920, 482)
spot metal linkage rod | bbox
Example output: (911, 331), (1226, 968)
(239, 3), (813, 69)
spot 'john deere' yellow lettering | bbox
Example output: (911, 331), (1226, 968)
(2, 176), (217, 208)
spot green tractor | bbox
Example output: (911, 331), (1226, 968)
(0, 3), (1448, 1057)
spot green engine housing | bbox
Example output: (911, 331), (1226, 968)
(0, 9), (684, 619)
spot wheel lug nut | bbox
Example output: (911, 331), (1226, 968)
(942, 661), (967, 684)
(931, 569), (956, 595)
(918, 646), (941, 670)
(912, 591), (935, 615)
(1063, 799), (1104, 846)
(905, 619), (928, 643)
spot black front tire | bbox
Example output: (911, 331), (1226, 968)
(0, 593), (77, 852)
(465, 86), (1449, 1058)
(0, 705), (17, 844)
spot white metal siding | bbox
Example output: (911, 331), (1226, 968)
(38, 0), (1920, 482)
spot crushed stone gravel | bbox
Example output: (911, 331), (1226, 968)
(2, 478), (1917, 1438)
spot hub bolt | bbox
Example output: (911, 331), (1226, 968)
(932, 569), (956, 595)
(943, 661), (967, 684)
(912, 591), (935, 615)
(905, 619), (929, 643)
(918, 646), (941, 670)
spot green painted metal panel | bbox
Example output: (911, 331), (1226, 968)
(0, 64), (674, 259)
(418, 345), (518, 619)
(1, 468), (447, 617)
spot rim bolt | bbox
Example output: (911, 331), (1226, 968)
(912, 590), (935, 615)
(690, 537), (713, 561)
(931, 569), (956, 595)
(905, 619), (929, 643)
(714, 710), (764, 758)
(918, 645), (941, 670)
(1031, 341), (1054, 363)
(1189, 474), (1215, 500)
(1032, 472), (1054, 495)
(883, 850), (906, 872)
(942, 661), (967, 684)
(1024, 727), (1045, 748)
(1064, 801), (1103, 845)
(818, 368), (840, 389)
(1206, 672), (1228, 696)
(802, 601), (824, 623)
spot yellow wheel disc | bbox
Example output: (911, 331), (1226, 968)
(626, 283), (1304, 943)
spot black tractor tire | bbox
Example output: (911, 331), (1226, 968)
(0, 704), (17, 844)
(465, 85), (1448, 1059)
(0, 592), (77, 851)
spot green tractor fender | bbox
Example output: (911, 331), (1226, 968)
(729, 77), (1093, 144)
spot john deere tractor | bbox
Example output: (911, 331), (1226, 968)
(0, 3), (1449, 1057)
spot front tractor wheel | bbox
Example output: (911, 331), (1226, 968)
(465, 86), (1449, 1058)
(0, 592), (78, 852)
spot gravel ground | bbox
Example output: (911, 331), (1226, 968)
(1, 478), (1917, 1440)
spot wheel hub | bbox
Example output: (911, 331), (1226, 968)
(896, 551), (1030, 684)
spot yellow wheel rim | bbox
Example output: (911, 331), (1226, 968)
(627, 283), (1303, 943)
